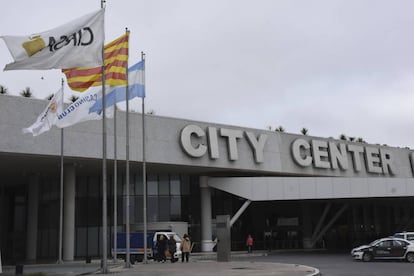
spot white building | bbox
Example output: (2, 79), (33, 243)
(1, 94), (414, 263)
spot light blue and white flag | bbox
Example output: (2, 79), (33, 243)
(88, 60), (145, 114)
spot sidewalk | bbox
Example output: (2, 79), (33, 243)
(1, 251), (320, 276)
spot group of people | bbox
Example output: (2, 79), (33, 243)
(156, 233), (192, 263)
(155, 233), (254, 262)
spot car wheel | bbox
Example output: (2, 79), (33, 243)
(406, 252), (414, 263)
(362, 253), (373, 262)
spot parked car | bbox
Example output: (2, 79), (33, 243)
(351, 237), (414, 262)
(393, 232), (414, 241)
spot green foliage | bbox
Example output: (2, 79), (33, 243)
(21, 87), (33, 97)
(339, 134), (347, 140)
(0, 85), (7, 94)
(275, 126), (285, 132)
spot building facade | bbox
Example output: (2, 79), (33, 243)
(1, 94), (414, 263)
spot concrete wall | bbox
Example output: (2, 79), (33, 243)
(208, 177), (414, 200)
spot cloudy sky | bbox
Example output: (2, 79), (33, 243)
(1, 0), (414, 148)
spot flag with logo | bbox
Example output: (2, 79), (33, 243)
(1, 9), (104, 71)
(89, 60), (145, 113)
(62, 33), (128, 92)
(55, 88), (114, 128)
(22, 88), (63, 136)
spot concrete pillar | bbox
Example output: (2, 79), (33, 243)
(26, 174), (39, 262)
(63, 164), (76, 261)
(200, 176), (214, 252)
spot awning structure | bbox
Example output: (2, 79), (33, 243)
(208, 177), (414, 201)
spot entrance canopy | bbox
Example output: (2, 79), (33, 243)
(208, 177), (414, 201)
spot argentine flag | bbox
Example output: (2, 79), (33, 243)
(89, 60), (145, 114)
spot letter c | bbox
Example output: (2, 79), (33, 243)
(291, 138), (312, 167)
(180, 125), (207, 158)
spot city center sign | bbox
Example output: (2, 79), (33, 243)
(180, 124), (413, 177)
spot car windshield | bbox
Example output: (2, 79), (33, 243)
(369, 239), (381, 246)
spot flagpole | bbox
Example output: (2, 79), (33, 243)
(141, 51), (148, 264)
(101, 0), (108, 274)
(124, 28), (131, 268)
(113, 103), (118, 264)
(58, 78), (65, 265)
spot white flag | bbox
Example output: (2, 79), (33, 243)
(23, 88), (63, 136)
(55, 88), (113, 128)
(1, 9), (104, 70)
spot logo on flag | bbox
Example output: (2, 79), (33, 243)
(55, 88), (114, 128)
(1, 9), (104, 70)
(22, 88), (63, 136)
(63, 33), (129, 92)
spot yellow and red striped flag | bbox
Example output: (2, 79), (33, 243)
(62, 33), (129, 92)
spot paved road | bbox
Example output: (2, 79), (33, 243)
(250, 250), (414, 276)
(7, 250), (414, 276)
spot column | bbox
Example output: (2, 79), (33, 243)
(26, 174), (39, 262)
(200, 176), (214, 252)
(63, 164), (76, 261)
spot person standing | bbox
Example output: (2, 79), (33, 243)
(157, 235), (167, 262)
(168, 236), (177, 263)
(180, 234), (191, 262)
(246, 234), (254, 253)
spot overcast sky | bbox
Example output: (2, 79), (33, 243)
(1, 0), (414, 148)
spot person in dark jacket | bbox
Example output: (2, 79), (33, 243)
(156, 235), (167, 262)
(168, 236), (177, 263)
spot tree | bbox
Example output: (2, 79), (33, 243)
(70, 95), (79, 103)
(20, 87), (32, 97)
(275, 126), (285, 132)
(339, 134), (347, 140)
(349, 137), (356, 142)
(0, 85), (7, 94)
(300, 127), (308, 135)
(356, 137), (365, 143)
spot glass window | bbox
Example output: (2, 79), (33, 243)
(147, 175), (158, 195)
(87, 198), (102, 226)
(76, 227), (87, 257)
(88, 177), (100, 196)
(170, 196), (181, 220)
(170, 175), (181, 195)
(159, 175), (169, 195)
(77, 177), (88, 197)
(41, 181), (51, 200)
(135, 174), (143, 195)
(181, 175), (190, 195)
(158, 197), (170, 221)
(133, 196), (143, 223)
(116, 174), (124, 196)
(88, 227), (100, 256)
(50, 179), (59, 200)
(147, 197), (159, 222)
(378, 240), (392, 247)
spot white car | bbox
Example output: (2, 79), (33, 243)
(351, 237), (414, 262)
(393, 232), (414, 242)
